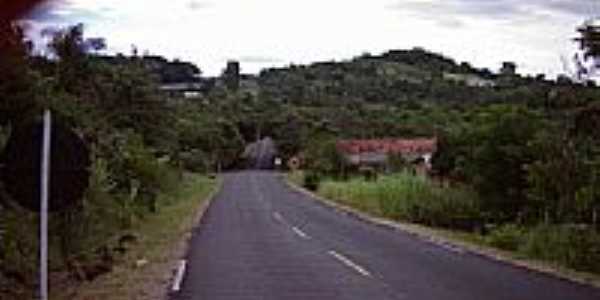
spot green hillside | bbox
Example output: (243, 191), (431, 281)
(256, 48), (586, 107)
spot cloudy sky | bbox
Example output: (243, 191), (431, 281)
(25, 0), (600, 77)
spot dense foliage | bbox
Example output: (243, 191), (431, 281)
(271, 22), (600, 274)
(256, 48), (600, 228)
(320, 173), (480, 228)
(2, 17), (600, 293)
(0, 23), (238, 297)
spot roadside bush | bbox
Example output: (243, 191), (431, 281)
(304, 136), (346, 177)
(0, 208), (38, 294)
(375, 174), (430, 220)
(374, 173), (480, 229)
(387, 153), (408, 173)
(320, 172), (481, 230)
(359, 166), (378, 181)
(116, 133), (180, 213)
(519, 225), (600, 273)
(180, 149), (210, 173)
(485, 224), (526, 251)
(303, 172), (322, 191)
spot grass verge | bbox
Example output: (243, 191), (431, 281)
(285, 171), (600, 288)
(52, 173), (220, 300)
(287, 170), (304, 187)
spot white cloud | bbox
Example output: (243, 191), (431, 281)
(27, 0), (592, 77)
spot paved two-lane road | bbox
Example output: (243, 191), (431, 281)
(175, 171), (600, 300)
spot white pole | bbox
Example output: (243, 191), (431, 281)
(40, 110), (51, 300)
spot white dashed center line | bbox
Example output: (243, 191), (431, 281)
(292, 226), (310, 239)
(273, 212), (284, 222)
(328, 250), (372, 277)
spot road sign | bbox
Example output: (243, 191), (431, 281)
(0, 114), (90, 212)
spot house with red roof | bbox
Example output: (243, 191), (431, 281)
(336, 138), (437, 171)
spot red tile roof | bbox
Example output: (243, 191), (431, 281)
(336, 138), (437, 155)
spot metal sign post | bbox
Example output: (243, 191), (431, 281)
(40, 110), (51, 300)
(0, 109), (90, 299)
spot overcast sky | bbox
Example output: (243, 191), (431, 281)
(25, 0), (600, 77)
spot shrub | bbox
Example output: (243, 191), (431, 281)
(319, 172), (481, 230)
(373, 173), (480, 229)
(303, 172), (322, 191)
(387, 153), (408, 173)
(304, 137), (346, 177)
(180, 149), (209, 173)
(359, 166), (378, 181)
(485, 224), (526, 251)
(519, 225), (600, 273)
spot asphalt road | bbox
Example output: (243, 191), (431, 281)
(174, 171), (600, 300)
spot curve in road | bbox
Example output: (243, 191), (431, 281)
(174, 171), (600, 300)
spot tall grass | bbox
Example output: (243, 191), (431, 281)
(318, 172), (600, 275)
(519, 224), (600, 273)
(320, 172), (481, 230)
(484, 223), (600, 274)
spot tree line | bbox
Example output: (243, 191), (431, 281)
(0, 22), (242, 297)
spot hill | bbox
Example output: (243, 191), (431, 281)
(256, 48), (590, 106)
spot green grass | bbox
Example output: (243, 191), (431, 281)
(319, 177), (382, 215)
(287, 170), (305, 187)
(319, 172), (480, 228)
(52, 173), (219, 300)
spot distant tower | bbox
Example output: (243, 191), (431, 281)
(500, 62), (517, 76)
(224, 60), (240, 90)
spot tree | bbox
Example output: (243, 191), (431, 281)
(574, 19), (600, 79)
(576, 20), (600, 62)
(526, 127), (581, 223)
(500, 62), (517, 76)
(458, 106), (543, 221)
(223, 60), (240, 90)
(0, 21), (39, 125)
(84, 37), (107, 54)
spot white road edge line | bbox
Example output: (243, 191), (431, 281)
(440, 243), (465, 254)
(171, 259), (187, 292)
(292, 226), (310, 239)
(427, 237), (465, 254)
(328, 250), (372, 277)
(273, 212), (284, 222)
